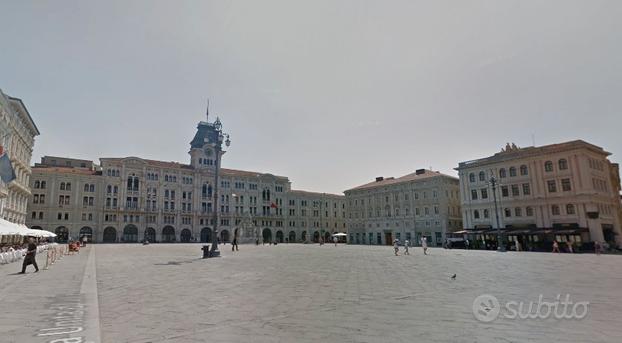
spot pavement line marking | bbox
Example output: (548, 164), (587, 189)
(79, 246), (102, 343)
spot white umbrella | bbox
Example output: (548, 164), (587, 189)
(332, 232), (347, 237)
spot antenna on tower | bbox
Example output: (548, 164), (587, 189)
(531, 133), (536, 147)
(206, 98), (210, 122)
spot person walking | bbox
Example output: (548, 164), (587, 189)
(231, 237), (239, 252)
(333, 236), (338, 247)
(421, 236), (428, 255)
(595, 241), (602, 255)
(20, 237), (39, 274)
(393, 239), (399, 256)
(552, 240), (560, 253)
(566, 241), (573, 253)
(404, 240), (410, 255)
(465, 239), (470, 250)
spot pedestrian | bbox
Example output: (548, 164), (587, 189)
(404, 240), (410, 255)
(595, 241), (602, 255)
(20, 237), (39, 274)
(515, 240), (521, 252)
(552, 240), (560, 253)
(333, 236), (338, 246)
(393, 239), (399, 256)
(465, 239), (470, 250)
(82, 235), (87, 247)
(421, 237), (428, 255)
(231, 237), (239, 252)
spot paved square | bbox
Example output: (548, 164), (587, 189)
(1, 244), (621, 342)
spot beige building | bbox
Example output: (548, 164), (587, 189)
(456, 141), (622, 250)
(344, 169), (462, 246)
(27, 118), (345, 243)
(0, 89), (39, 224)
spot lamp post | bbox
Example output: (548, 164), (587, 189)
(209, 117), (231, 257)
(488, 173), (505, 252)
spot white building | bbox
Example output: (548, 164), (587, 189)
(456, 141), (622, 250)
(344, 169), (462, 246)
(0, 89), (39, 224)
(27, 117), (345, 243)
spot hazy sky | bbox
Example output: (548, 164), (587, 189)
(1, 0), (621, 194)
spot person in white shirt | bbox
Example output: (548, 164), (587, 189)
(393, 239), (399, 256)
(421, 237), (428, 255)
(404, 240), (410, 255)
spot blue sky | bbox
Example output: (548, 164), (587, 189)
(1, 0), (621, 193)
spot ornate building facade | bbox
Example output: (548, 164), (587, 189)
(344, 169), (462, 246)
(456, 140), (622, 249)
(26, 118), (345, 243)
(0, 89), (39, 224)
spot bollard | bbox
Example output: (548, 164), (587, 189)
(202, 245), (211, 259)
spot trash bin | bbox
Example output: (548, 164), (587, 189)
(202, 245), (211, 258)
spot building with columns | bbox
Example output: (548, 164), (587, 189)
(344, 169), (462, 246)
(0, 89), (39, 224)
(27, 118), (345, 243)
(455, 141), (622, 250)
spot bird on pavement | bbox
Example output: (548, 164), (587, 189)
(451, 274), (456, 280)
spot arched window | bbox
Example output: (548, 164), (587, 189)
(520, 165), (528, 176)
(483, 209), (489, 218)
(34, 181), (40, 189)
(478, 171), (486, 181)
(509, 167), (517, 177)
(84, 184), (89, 192)
(566, 204), (575, 215)
(526, 207), (534, 216)
(473, 210), (480, 219)
(504, 208), (511, 217)
(469, 173), (475, 183)
(165, 189), (170, 198)
(208, 185), (213, 198)
(113, 186), (118, 194)
(515, 207), (522, 217)
(545, 161), (553, 172)
(41, 181), (46, 189)
(60, 182), (66, 190)
(499, 168), (507, 178)
(199, 158), (203, 165)
(107, 185), (112, 193)
(551, 205), (560, 215)
(558, 159), (568, 170)
(90, 185), (95, 192)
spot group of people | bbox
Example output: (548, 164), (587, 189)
(393, 237), (429, 256)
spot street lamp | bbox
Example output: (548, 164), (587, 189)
(209, 118), (231, 258)
(488, 171), (505, 252)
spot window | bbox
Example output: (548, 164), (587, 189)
(520, 165), (528, 176)
(522, 183), (531, 195)
(511, 185), (520, 197)
(481, 188), (488, 199)
(561, 178), (571, 192)
(526, 207), (534, 217)
(547, 180), (557, 193)
(469, 173), (475, 183)
(559, 159), (568, 170)
(515, 207), (522, 217)
(34, 181), (40, 189)
(41, 181), (46, 189)
(566, 204), (575, 215)
(483, 209), (489, 218)
(509, 167), (517, 177)
(545, 161), (553, 172)
(551, 205), (560, 215)
(504, 208), (511, 217)
(478, 171), (485, 181)
(471, 190), (478, 200)
(474, 210), (480, 219)
(501, 186), (509, 197)
(499, 168), (507, 178)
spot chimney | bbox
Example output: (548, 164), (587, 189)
(375, 177), (384, 182)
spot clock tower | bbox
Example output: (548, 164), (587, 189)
(189, 119), (224, 169)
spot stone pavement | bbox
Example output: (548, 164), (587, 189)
(0, 245), (100, 343)
(2, 244), (622, 343)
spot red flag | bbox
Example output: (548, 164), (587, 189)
(270, 202), (278, 209)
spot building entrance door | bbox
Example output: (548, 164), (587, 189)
(384, 232), (393, 245)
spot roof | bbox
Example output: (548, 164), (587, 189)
(190, 121), (220, 149)
(456, 140), (611, 170)
(289, 190), (345, 198)
(0, 91), (40, 136)
(100, 157), (194, 170)
(345, 170), (457, 192)
(32, 166), (100, 176)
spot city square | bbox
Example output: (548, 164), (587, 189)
(1, 244), (621, 343)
